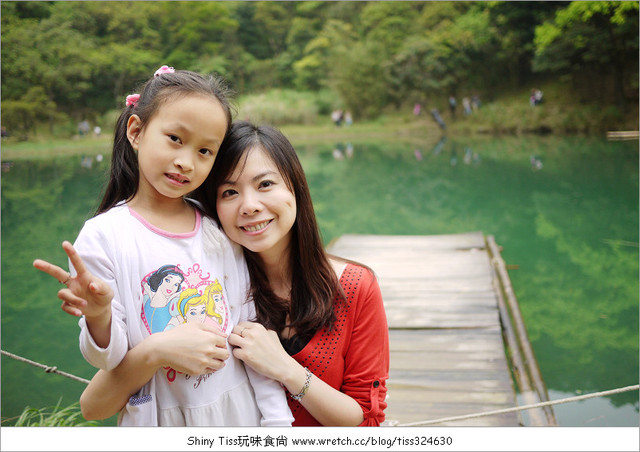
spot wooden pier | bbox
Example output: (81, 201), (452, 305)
(327, 231), (555, 426)
(606, 130), (639, 141)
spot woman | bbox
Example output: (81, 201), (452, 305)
(80, 121), (390, 426)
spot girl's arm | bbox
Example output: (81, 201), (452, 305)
(80, 322), (230, 420)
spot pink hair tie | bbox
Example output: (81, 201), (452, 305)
(154, 65), (175, 78)
(125, 93), (140, 107)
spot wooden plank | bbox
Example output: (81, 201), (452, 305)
(385, 329), (518, 426)
(329, 231), (487, 251)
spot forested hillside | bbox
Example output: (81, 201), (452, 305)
(1, 1), (638, 136)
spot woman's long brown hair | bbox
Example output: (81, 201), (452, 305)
(199, 121), (340, 341)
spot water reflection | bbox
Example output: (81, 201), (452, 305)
(530, 155), (543, 171)
(1, 156), (111, 424)
(413, 136), (482, 167)
(432, 135), (446, 155)
(332, 143), (354, 160)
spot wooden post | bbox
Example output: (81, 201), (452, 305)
(486, 235), (558, 426)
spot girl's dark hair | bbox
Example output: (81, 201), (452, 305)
(201, 121), (340, 340)
(96, 69), (234, 215)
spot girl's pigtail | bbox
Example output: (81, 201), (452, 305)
(96, 103), (140, 214)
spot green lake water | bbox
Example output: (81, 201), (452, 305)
(1, 134), (638, 426)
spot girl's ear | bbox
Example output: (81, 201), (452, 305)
(126, 115), (143, 150)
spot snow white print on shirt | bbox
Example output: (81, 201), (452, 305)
(141, 264), (185, 334)
(141, 263), (231, 335)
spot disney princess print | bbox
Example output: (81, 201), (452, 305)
(140, 263), (230, 335)
(140, 263), (231, 384)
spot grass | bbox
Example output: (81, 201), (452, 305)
(2, 400), (99, 427)
(1, 135), (112, 161)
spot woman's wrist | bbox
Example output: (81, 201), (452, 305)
(281, 360), (311, 397)
(289, 367), (313, 401)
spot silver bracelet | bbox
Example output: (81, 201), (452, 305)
(290, 367), (312, 401)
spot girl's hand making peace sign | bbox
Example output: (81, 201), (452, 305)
(33, 241), (114, 347)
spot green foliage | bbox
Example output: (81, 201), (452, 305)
(4, 401), (99, 427)
(237, 89), (338, 125)
(1, 1), (637, 137)
(533, 1), (639, 105)
(1, 87), (65, 140)
(330, 41), (389, 118)
(253, 1), (297, 56)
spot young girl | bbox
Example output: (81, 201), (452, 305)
(77, 121), (390, 426)
(33, 68), (292, 427)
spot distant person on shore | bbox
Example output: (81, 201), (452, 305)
(534, 89), (543, 105)
(430, 108), (446, 131)
(78, 120), (90, 136)
(471, 94), (481, 111)
(462, 97), (472, 116)
(530, 88), (543, 107)
(413, 103), (422, 116)
(331, 109), (344, 127)
(344, 110), (353, 127)
(33, 65), (292, 427)
(448, 96), (457, 119)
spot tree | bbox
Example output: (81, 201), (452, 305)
(253, 1), (297, 57)
(330, 40), (389, 118)
(533, 1), (639, 106)
(1, 86), (61, 139)
(486, 1), (565, 88)
(385, 2), (499, 106)
(292, 18), (352, 91)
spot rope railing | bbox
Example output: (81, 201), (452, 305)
(395, 384), (640, 427)
(3, 348), (638, 427)
(1, 349), (90, 385)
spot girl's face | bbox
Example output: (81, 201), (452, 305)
(127, 95), (227, 204)
(216, 147), (297, 262)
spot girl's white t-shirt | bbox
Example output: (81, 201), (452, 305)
(72, 202), (292, 426)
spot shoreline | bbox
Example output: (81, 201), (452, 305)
(4, 117), (633, 162)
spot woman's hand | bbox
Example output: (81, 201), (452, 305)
(228, 322), (295, 383)
(149, 322), (230, 375)
(229, 321), (365, 426)
(33, 241), (113, 320)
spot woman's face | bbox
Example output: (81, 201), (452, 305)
(216, 147), (296, 261)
